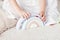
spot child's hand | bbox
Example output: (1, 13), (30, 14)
(39, 11), (46, 22)
(21, 11), (30, 19)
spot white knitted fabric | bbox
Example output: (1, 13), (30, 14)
(2, 0), (59, 18)
(2, 0), (60, 30)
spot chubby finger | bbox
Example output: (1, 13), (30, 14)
(23, 13), (29, 19)
(26, 13), (30, 19)
(41, 16), (46, 22)
(27, 12), (31, 17)
(26, 13), (31, 19)
(23, 14), (26, 19)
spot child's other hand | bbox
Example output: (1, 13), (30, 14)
(39, 11), (46, 22)
(21, 11), (30, 19)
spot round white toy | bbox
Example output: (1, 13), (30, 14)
(16, 17), (44, 30)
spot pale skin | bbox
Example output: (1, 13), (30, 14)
(10, 0), (46, 22)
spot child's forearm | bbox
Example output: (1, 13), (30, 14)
(39, 0), (46, 13)
(39, 0), (46, 22)
(10, 0), (24, 15)
(10, 0), (30, 19)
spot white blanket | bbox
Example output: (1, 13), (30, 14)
(2, 0), (60, 30)
(0, 9), (17, 34)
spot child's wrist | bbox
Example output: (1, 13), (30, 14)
(39, 11), (46, 17)
(40, 11), (45, 14)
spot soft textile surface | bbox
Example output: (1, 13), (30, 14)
(0, 9), (17, 34)
(0, 0), (17, 34)
(0, 24), (60, 40)
(2, 0), (60, 31)
(0, 0), (60, 40)
(2, 0), (60, 23)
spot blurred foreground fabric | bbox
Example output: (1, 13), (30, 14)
(0, 9), (17, 34)
(0, 0), (60, 40)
